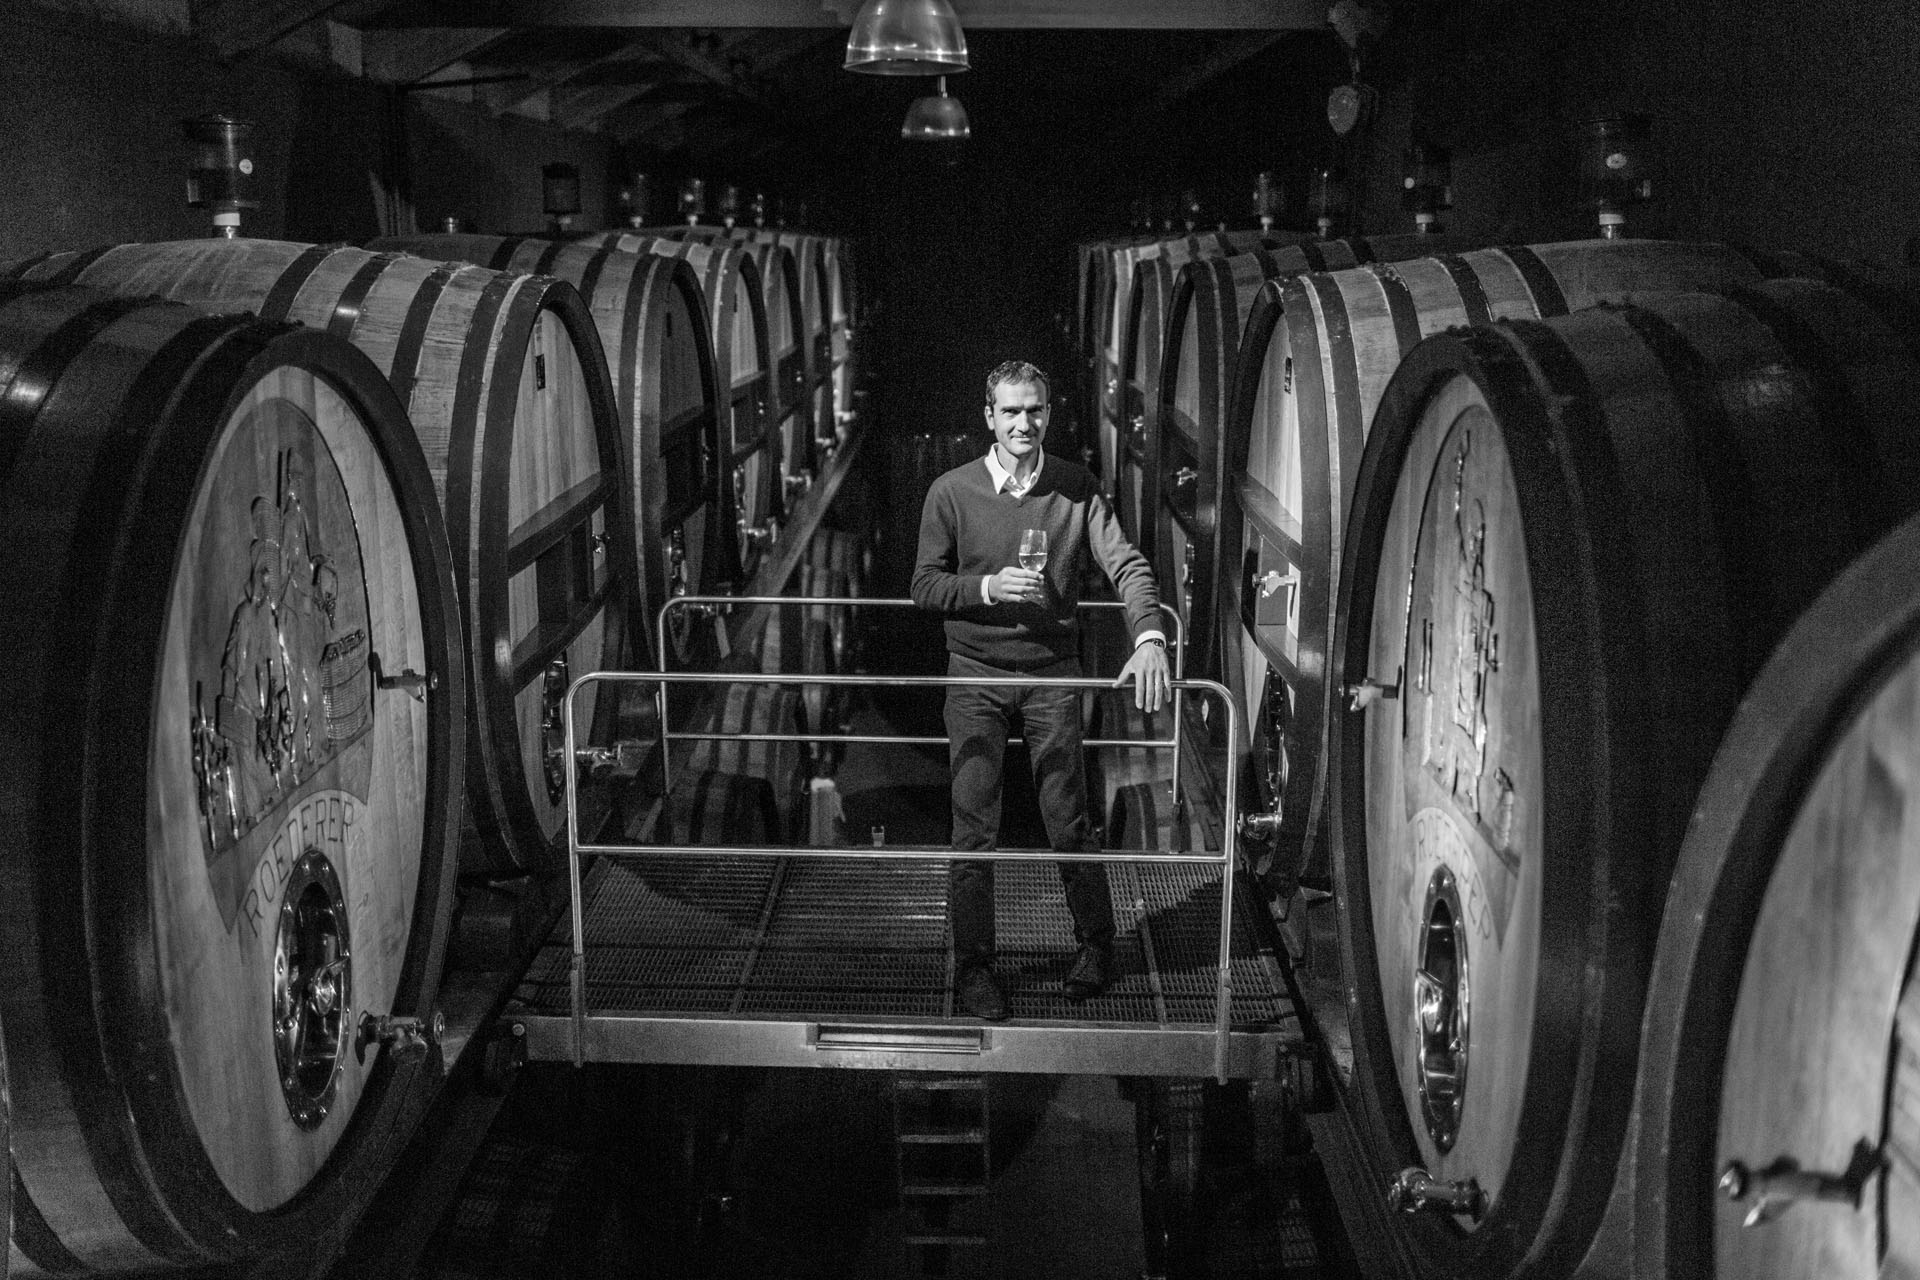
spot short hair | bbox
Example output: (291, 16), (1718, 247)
(984, 359), (1050, 405)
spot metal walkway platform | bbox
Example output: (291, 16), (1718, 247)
(508, 850), (1303, 1078)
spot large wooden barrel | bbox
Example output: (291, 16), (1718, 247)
(1092, 231), (1352, 495)
(0, 283), (463, 1272)
(578, 230), (781, 586)
(1116, 233), (1467, 551)
(1326, 277), (1920, 1280)
(1110, 231), (1270, 536)
(656, 227), (810, 535)
(1629, 509), (1920, 1280)
(1150, 235), (1477, 689)
(823, 236), (856, 437)
(726, 229), (833, 476)
(1226, 238), (1775, 882)
(1093, 236), (1168, 485)
(4, 239), (630, 874)
(369, 234), (735, 668)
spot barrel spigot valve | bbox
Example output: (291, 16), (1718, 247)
(370, 652), (436, 702)
(574, 739), (649, 781)
(1345, 676), (1399, 711)
(1719, 1156), (1865, 1228)
(1387, 1167), (1485, 1220)
(1239, 808), (1284, 841)
(356, 1009), (444, 1065)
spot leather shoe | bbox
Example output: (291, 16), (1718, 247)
(1063, 945), (1112, 1001)
(957, 965), (1009, 1021)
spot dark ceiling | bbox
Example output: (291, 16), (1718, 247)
(186, 0), (1368, 228)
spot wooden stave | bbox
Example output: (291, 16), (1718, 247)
(651, 227), (812, 532)
(370, 234), (737, 667)
(1149, 248), (1299, 684)
(1112, 232), (1254, 541)
(1325, 279), (1920, 1280)
(1628, 508), (1920, 1280)
(744, 230), (832, 486)
(577, 230), (780, 586)
(4, 238), (628, 874)
(1099, 231), (1348, 485)
(821, 236), (855, 436)
(1155, 235), (1475, 688)
(695, 227), (831, 479)
(1094, 236), (1172, 493)
(1225, 238), (1773, 882)
(1117, 233), (1466, 554)
(0, 283), (463, 1270)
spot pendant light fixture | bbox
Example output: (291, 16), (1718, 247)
(844, 0), (969, 75)
(901, 76), (970, 141)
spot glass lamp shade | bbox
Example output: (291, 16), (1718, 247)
(902, 80), (970, 141)
(845, 0), (969, 75)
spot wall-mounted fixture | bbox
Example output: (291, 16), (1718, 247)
(844, 0), (969, 75)
(1180, 189), (1202, 231)
(1253, 171), (1283, 233)
(542, 162), (581, 233)
(901, 76), (970, 140)
(1402, 142), (1452, 234)
(620, 173), (651, 228)
(680, 177), (707, 225)
(1309, 166), (1350, 239)
(184, 114), (258, 239)
(1578, 114), (1654, 238)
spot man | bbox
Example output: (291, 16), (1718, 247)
(912, 360), (1170, 1021)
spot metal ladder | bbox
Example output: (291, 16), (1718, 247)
(892, 1074), (992, 1275)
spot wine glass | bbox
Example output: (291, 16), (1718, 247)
(1018, 528), (1048, 572)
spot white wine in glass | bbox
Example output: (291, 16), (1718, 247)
(1019, 528), (1048, 572)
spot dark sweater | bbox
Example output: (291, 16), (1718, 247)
(911, 451), (1162, 670)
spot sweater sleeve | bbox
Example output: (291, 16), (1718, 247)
(911, 477), (988, 613)
(1085, 487), (1162, 642)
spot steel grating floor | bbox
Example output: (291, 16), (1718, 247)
(510, 850), (1303, 1077)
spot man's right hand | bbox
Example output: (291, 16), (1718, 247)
(987, 566), (1048, 604)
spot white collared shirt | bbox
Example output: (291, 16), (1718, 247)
(984, 443), (1043, 497)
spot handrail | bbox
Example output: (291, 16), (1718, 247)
(655, 595), (1188, 797)
(561, 670), (1240, 1081)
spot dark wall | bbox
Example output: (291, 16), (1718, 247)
(0, 7), (619, 262)
(1349, 0), (1920, 257)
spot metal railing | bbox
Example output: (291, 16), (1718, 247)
(654, 596), (1189, 802)
(555, 594), (1244, 1080)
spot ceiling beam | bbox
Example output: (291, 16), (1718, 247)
(363, 0), (1326, 30)
(608, 100), (698, 146)
(487, 41), (669, 115)
(191, 0), (350, 58)
(361, 27), (511, 81)
(1150, 30), (1289, 110)
(554, 82), (659, 131)
(632, 32), (774, 109)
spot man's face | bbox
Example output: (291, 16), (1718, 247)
(986, 378), (1049, 462)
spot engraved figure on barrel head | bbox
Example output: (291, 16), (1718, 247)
(1421, 431), (1500, 822)
(191, 439), (375, 913)
(214, 521), (293, 826)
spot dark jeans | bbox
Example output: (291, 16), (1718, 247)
(944, 653), (1115, 967)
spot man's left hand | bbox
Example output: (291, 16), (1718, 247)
(1116, 642), (1171, 713)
